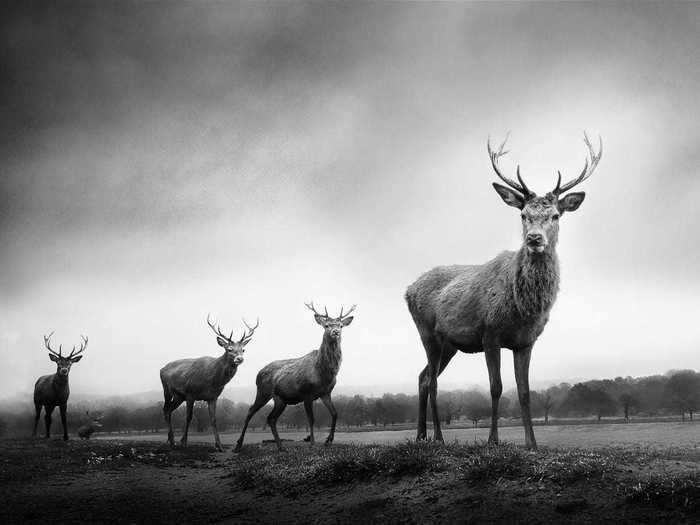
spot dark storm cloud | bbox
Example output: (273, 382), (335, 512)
(1, 2), (699, 394)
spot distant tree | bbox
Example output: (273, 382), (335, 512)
(618, 392), (638, 422)
(665, 371), (700, 421)
(558, 383), (615, 420)
(462, 391), (491, 428)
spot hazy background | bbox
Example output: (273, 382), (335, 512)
(2, 2), (698, 401)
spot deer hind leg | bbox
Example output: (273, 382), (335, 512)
(181, 399), (194, 447)
(303, 400), (315, 445)
(484, 346), (502, 445)
(208, 399), (222, 452)
(44, 405), (55, 438)
(59, 404), (68, 441)
(416, 329), (442, 441)
(234, 389), (272, 452)
(514, 345), (537, 450)
(320, 394), (337, 445)
(33, 403), (42, 437)
(267, 395), (287, 451)
(164, 393), (184, 447)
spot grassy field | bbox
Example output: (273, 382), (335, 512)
(2, 422), (698, 524)
(112, 420), (700, 449)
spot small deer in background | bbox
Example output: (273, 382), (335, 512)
(33, 333), (87, 440)
(77, 410), (103, 439)
(235, 302), (355, 452)
(160, 315), (258, 451)
(405, 133), (602, 449)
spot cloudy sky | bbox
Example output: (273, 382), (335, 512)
(2, 2), (698, 399)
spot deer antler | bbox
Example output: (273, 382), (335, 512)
(68, 335), (88, 359)
(337, 304), (357, 320)
(239, 318), (260, 344)
(207, 314), (232, 341)
(553, 132), (603, 195)
(305, 301), (328, 319)
(487, 134), (533, 198)
(44, 332), (62, 357)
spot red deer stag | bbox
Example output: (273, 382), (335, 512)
(33, 333), (88, 440)
(234, 302), (355, 452)
(160, 315), (258, 451)
(77, 410), (103, 439)
(405, 133), (602, 449)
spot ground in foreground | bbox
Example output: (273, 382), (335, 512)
(1, 438), (697, 524)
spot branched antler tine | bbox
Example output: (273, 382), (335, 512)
(206, 314), (228, 340)
(44, 332), (61, 356)
(487, 134), (526, 194)
(305, 301), (327, 318)
(339, 304), (357, 319)
(554, 132), (603, 194)
(516, 166), (532, 197)
(241, 317), (260, 342)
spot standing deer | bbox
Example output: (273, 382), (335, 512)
(234, 302), (355, 452)
(405, 133), (602, 449)
(77, 410), (103, 439)
(160, 315), (258, 451)
(33, 333), (87, 440)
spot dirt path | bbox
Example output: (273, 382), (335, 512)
(1, 438), (697, 524)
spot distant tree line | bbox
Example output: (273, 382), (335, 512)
(1, 370), (697, 437)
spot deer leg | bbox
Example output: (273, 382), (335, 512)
(514, 345), (537, 450)
(33, 403), (42, 437)
(416, 330), (442, 441)
(165, 394), (184, 447)
(320, 394), (337, 445)
(44, 405), (55, 438)
(304, 400), (315, 445)
(60, 404), (69, 441)
(484, 346), (502, 445)
(234, 389), (272, 452)
(267, 396), (287, 451)
(208, 399), (222, 451)
(427, 356), (443, 442)
(181, 399), (194, 447)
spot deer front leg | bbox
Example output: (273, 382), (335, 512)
(484, 346), (502, 445)
(60, 404), (69, 441)
(267, 396), (287, 451)
(304, 400), (315, 445)
(44, 405), (55, 438)
(181, 399), (194, 448)
(320, 394), (337, 445)
(33, 403), (41, 437)
(208, 399), (222, 451)
(416, 365), (429, 440)
(514, 345), (537, 450)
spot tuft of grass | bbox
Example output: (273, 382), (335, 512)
(626, 474), (699, 512)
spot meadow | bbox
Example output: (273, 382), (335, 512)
(2, 421), (697, 524)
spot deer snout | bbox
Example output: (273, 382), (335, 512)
(330, 329), (341, 338)
(526, 232), (544, 245)
(59, 367), (69, 376)
(234, 355), (244, 365)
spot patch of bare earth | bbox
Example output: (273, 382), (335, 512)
(1, 439), (697, 524)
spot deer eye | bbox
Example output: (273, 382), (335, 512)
(552, 214), (560, 221)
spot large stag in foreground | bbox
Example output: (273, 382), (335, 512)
(405, 133), (602, 449)
(234, 302), (355, 452)
(160, 315), (258, 451)
(33, 333), (87, 440)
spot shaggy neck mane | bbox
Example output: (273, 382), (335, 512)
(511, 247), (560, 319)
(214, 354), (237, 386)
(52, 373), (68, 387)
(317, 333), (342, 380)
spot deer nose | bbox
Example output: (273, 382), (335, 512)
(526, 233), (544, 245)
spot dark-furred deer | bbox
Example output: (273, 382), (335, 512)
(160, 315), (258, 451)
(405, 133), (602, 449)
(234, 302), (355, 452)
(33, 333), (87, 440)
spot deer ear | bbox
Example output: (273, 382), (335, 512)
(314, 314), (326, 326)
(49, 353), (58, 362)
(341, 316), (354, 326)
(558, 191), (585, 212)
(492, 183), (525, 209)
(216, 336), (228, 347)
(71, 355), (83, 363)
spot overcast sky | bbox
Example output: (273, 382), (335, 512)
(2, 2), (698, 399)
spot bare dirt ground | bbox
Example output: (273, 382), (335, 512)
(1, 437), (698, 524)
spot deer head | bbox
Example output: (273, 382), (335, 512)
(305, 302), (355, 340)
(488, 132), (602, 254)
(44, 332), (87, 377)
(206, 314), (258, 367)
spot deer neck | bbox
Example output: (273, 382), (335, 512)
(213, 354), (238, 386)
(52, 373), (69, 389)
(511, 246), (560, 318)
(317, 332), (342, 380)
